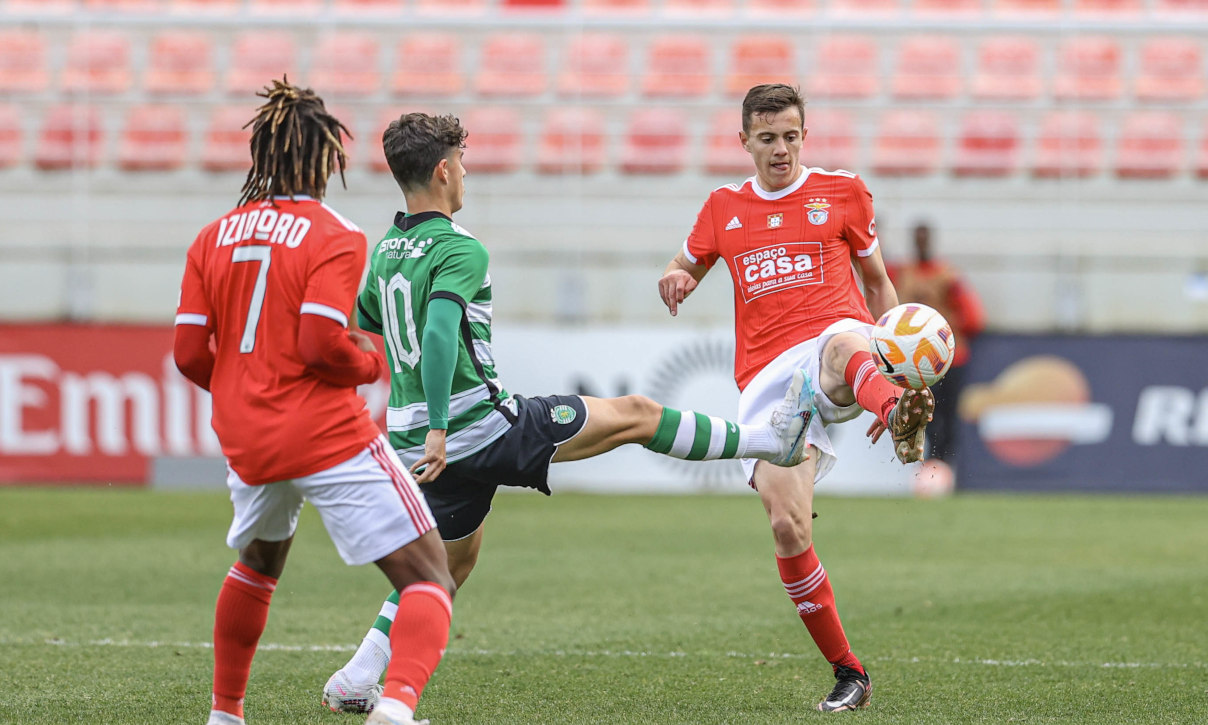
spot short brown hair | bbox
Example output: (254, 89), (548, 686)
(382, 113), (468, 192)
(741, 84), (806, 135)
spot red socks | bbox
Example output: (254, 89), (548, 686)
(212, 561), (277, 718)
(845, 351), (899, 427)
(777, 546), (864, 675)
(383, 582), (453, 710)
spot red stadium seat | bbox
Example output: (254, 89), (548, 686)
(1134, 37), (1203, 103)
(993, 0), (1060, 14)
(7, 0), (75, 12)
(536, 108), (606, 174)
(249, 0), (324, 13)
(724, 35), (796, 98)
(1032, 110), (1103, 178)
(952, 110), (1021, 176)
(171, 0), (240, 12)
(620, 108), (688, 175)
(1114, 112), (1184, 178)
(557, 34), (630, 99)
(747, 0), (815, 15)
(912, 0), (983, 15)
(1197, 123), (1208, 178)
(829, 0), (900, 15)
(0, 30), (49, 95)
(807, 36), (880, 100)
(118, 105), (187, 171)
(332, 0), (406, 11)
(971, 36), (1042, 101)
(462, 107), (524, 173)
(803, 109), (858, 172)
(1073, 0), (1142, 14)
(225, 32), (298, 96)
(704, 109), (751, 176)
(83, 0), (159, 10)
(501, 0), (567, 9)
(415, 0), (488, 14)
(1054, 36), (1123, 102)
(201, 105), (254, 172)
(475, 34), (548, 98)
(312, 32), (381, 99)
(871, 110), (942, 176)
(582, 0), (651, 13)
(664, 0), (734, 14)
(891, 36), (963, 100)
(392, 34), (464, 98)
(144, 31), (214, 96)
(35, 105), (104, 170)
(61, 31), (132, 96)
(1153, 0), (1208, 15)
(641, 35), (712, 98)
(0, 106), (22, 169)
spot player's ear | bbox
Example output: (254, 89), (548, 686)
(738, 130), (749, 151)
(434, 157), (449, 184)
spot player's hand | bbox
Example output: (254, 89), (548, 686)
(348, 330), (377, 354)
(658, 269), (698, 317)
(866, 417), (888, 444)
(410, 428), (447, 485)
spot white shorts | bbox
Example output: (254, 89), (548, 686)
(225, 435), (437, 566)
(737, 318), (873, 484)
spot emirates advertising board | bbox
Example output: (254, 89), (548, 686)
(956, 334), (1208, 493)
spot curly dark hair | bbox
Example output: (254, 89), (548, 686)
(741, 83), (806, 135)
(238, 76), (350, 206)
(381, 112), (468, 192)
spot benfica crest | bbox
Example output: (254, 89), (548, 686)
(805, 200), (830, 225)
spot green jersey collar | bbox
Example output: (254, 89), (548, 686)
(394, 210), (450, 231)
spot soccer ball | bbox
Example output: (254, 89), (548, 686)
(869, 303), (957, 390)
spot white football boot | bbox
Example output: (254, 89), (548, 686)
(768, 368), (815, 467)
(322, 669), (383, 714)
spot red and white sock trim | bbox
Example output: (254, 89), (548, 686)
(226, 562), (276, 592)
(782, 562), (827, 600)
(400, 582), (453, 619)
(849, 359), (880, 396)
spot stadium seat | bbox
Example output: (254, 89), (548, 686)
(171, 0), (240, 12)
(828, 0), (900, 15)
(619, 108), (688, 174)
(35, 105), (104, 170)
(890, 36), (963, 100)
(724, 35), (797, 97)
(392, 34), (464, 98)
(536, 108), (606, 174)
(201, 105), (254, 172)
(1134, 37), (1203, 103)
(582, 0), (651, 13)
(1153, 0), (1208, 15)
(332, 0), (406, 12)
(704, 109), (751, 175)
(1073, 0), (1143, 14)
(1114, 112), (1184, 178)
(475, 34), (548, 98)
(952, 110), (1020, 176)
(1054, 36), (1123, 102)
(1197, 123), (1208, 179)
(312, 32), (381, 99)
(249, 0), (324, 14)
(971, 36), (1042, 101)
(557, 33), (630, 99)
(807, 36), (880, 100)
(501, 0), (567, 9)
(746, 0), (814, 14)
(0, 30), (49, 95)
(415, 0), (488, 14)
(641, 35), (712, 99)
(83, 0), (159, 10)
(117, 105), (187, 172)
(61, 31), (132, 96)
(1031, 110), (1103, 178)
(911, 0), (984, 15)
(0, 106), (21, 169)
(144, 31), (214, 96)
(225, 32), (298, 96)
(993, 0), (1060, 15)
(461, 107), (524, 173)
(871, 110), (942, 176)
(664, 0), (735, 15)
(803, 108), (858, 172)
(6, 0), (75, 12)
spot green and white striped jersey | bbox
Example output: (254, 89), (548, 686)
(357, 211), (512, 464)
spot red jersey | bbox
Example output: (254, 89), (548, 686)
(176, 196), (381, 484)
(685, 169), (880, 390)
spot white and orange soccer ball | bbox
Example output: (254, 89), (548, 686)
(869, 303), (957, 390)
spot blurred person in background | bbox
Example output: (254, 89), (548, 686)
(658, 84), (935, 713)
(889, 222), (985, 473)
(173, 79), (454, 725)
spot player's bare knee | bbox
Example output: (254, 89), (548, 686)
(618, 394), (662, 440)
(768, 509), (813, 551)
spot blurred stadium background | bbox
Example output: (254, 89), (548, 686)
(1, 0), (1206, 493)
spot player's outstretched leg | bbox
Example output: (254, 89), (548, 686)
(887, 388), (935, 464)
(817, 664), (873, 712)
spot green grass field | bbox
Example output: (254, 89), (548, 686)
(1, 488), (1205, 725)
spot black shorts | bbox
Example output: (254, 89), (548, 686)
(420, 394), (588, 541)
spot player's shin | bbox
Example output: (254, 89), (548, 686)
(381, 582), (453, 714)
(211, 562), (277, 718)
(644, 408), (775, 460)
(343, 589), (399, 684)
(776, 546), (865, 675)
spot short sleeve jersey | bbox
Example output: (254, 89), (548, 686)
(684, 168), (880, 390)
(357, 211), (513, 465)
(176, 196), (381, 484)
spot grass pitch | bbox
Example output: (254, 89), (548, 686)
(0, 487), (1205, 724)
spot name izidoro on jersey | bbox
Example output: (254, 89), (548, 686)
(216, 209), (313, 248)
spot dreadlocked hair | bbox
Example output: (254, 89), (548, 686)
(238, 77), (351, 206)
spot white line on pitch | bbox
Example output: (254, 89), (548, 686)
(13, 638), (1206, 670)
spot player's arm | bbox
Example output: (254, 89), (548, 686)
(174, 242), (216, 391)
(845, 176), (898, 320)
(854, 247), (899, 322)
(658, 249), (709, 317)
(297, 313), (384, 387)
(411, 296), (462, 484)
